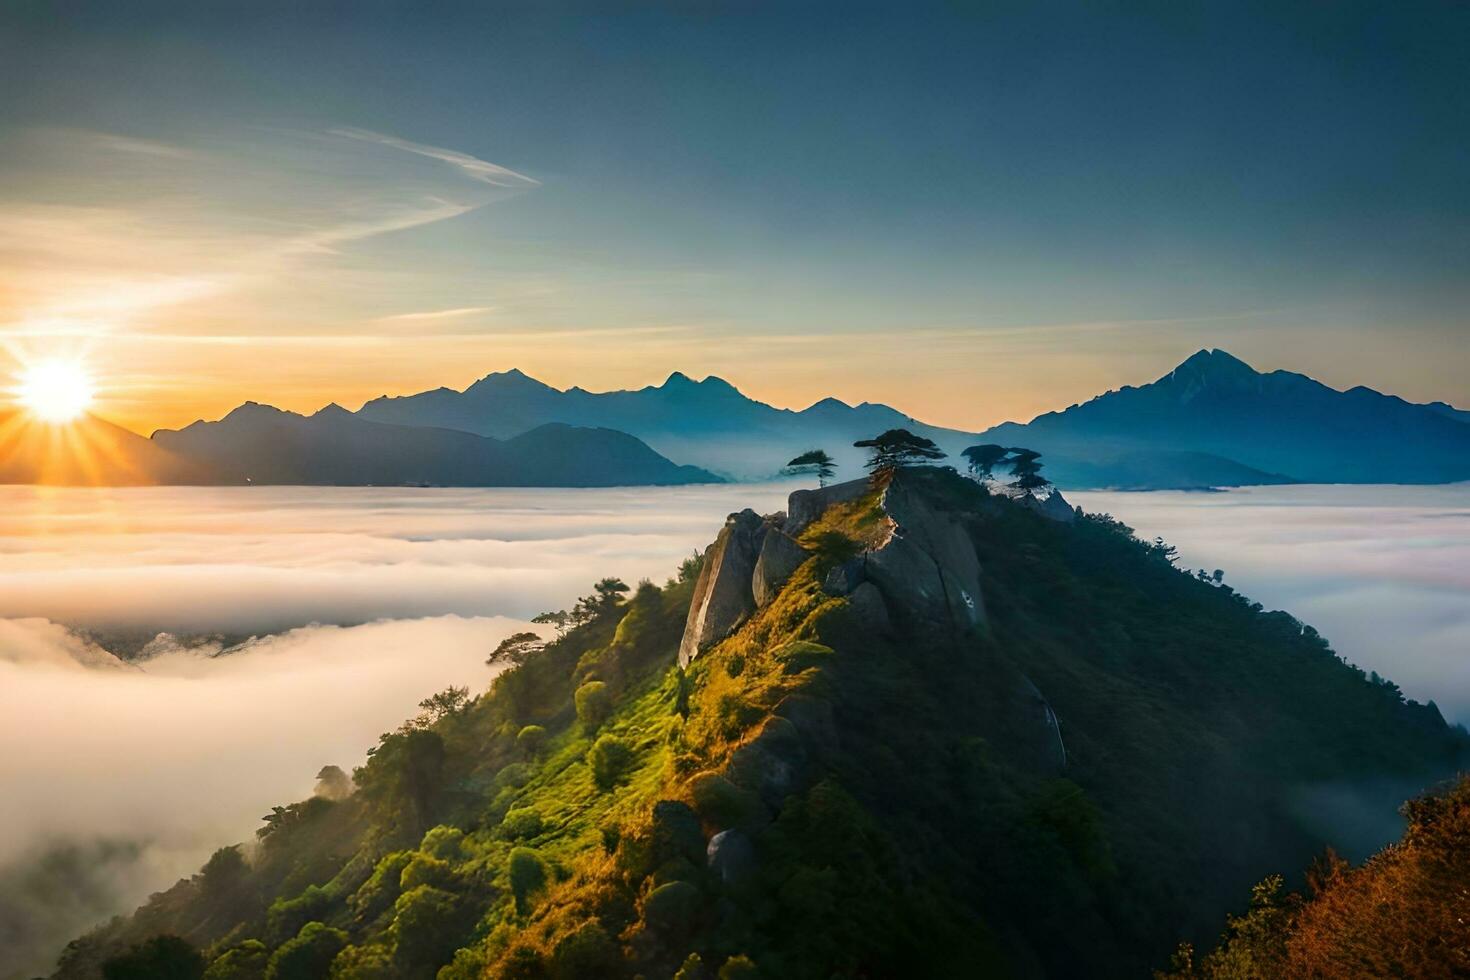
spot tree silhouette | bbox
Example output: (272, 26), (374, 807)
(961, 443), (1011, 481)
(1006, 447), (1052, 495)
(785, 449), (837, 487)
(853, 429), (946, 473)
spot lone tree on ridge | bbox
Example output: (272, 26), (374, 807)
(853, 428), (947, 474)
(785, 449), (837, 487)
(961, 443), (1011, 481)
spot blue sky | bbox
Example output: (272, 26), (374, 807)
(1, 1), (1466, 431)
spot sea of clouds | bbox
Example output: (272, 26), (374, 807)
(0, 482), (790, 978)
(1072, 483), (1470, 725)
(1, 480), (1466, 976)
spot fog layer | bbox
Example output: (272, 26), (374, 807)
(1072, 483), (1470, 724)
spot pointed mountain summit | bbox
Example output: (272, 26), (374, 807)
(980, 349), (1470, 485)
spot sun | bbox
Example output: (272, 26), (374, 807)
(15, 359), (97, 423)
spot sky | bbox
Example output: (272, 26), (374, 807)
(1, 1), (1467, 435)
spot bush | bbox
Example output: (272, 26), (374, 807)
(501, 806), (544, 840)
(588, 734), (635, 790)
(350, 851), (412, 921)
(516, 724), (548, 758)
(327, 944), (395, 979)
(508, 846), (549, 914)
(575, 681), (614, 731)
(550, 920), (622, 979)
(266, 885), (331, 945)
(203, 940), (268, 980)
(399, 852), (456, 891)
(265, 922), (347, 980)
(419, 824), (466, 861)
(719, 954), (760, 980)
(103, 935), (205, 980)
(642, 880), (701, 936)
(688, 771), (758, 829)
(391, 885), (473, 972)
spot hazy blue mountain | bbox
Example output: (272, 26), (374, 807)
(358, 368), (981, 480)
(1422, 399), (1470, 426)
(151, 403), (718, 486)
(978, 349), (1470, 485)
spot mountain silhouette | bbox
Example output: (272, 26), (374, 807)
(149, 403), (718, 487)
(978, 349), (1470, 485)
(0, 410), (215, 485)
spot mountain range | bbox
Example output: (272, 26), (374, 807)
(3, 350), (1466, 490)
(979, 349), (1470, 486)
(149, 404), (717, 487)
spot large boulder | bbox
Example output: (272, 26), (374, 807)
(863, 475), (985, 636)
(679, 509), (767, 666)
(751, 528), (808, 607)
(784, 478), (872, 537)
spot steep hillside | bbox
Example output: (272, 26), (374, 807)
(150, 404), (719, 487)
(980, 349), (1470, 485)
(53, 470), (1466, 979)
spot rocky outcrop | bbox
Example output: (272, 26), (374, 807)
(679, 470), (992, 666)
(1025, 488), (1078, 523)
(679, 509), (768, 667)
(751, 528), (808, 606)
(864, 475), (986, 635)
(784, 478), (871, 536)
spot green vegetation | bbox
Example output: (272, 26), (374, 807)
(1162, 774), (1470, 979)
(852, 427), (946, 472)
(64, 469), (1465, 980)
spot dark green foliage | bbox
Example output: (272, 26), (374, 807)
(391, 885), (474, 973)
(516, 723), (548, 757)
(501, 806), (544, 840)
(588, 734), (634, 790)
(784, 449), (836, 487)
(852, 428), (946, 471)
(574, 680), (613, 731)
(265, 885), (331, 945)
(508, 847), (549, 915)
(201, 939), (267, 980)
(354, 727), (445, 842)
(961, 443), (1010, 480)
(643, 880), (701, 936)
(102, 935), (205, 980)
(718, 955), (760, 980)
(264, 921), (346, 980)
(687, 771), (759, 830)
(550, 920), (622, 979)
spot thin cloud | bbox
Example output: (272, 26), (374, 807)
(330, 126), (541, 189)
(381, 306), (496, 322)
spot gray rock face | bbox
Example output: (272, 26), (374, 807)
(1034, 488), (1078, 523)
(784, 478), (871, 537)
(821, 557), (865, 596)
(864, 476), (986, 636)
(752, 528), (809, 607)
(679, 509), (767, 667)
(706, 829), (756, 884)
(845, 581), (892, 635)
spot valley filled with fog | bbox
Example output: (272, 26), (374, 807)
(1, 480), (1467, 976)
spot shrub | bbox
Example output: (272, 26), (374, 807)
(399, 852), (456, 891)
(350, 851), (412, 921)
(265, 922), (347, 980)
(588, 734), (635, 790)
(688, 771), (758, 829)
(418, 824), (465, 861)
(266, 885), (331, 945)
(103, 935), (205, 980)
(391, 885), (473, 972)
(203, 940), (267, 980)
(642, 880), (701, 936)
(508, 846), (549, 914)
(575, 681), (614, 731)
(501, 806), (544, 840)
(550, 920), (622, 979)
(327, 944), (395, 979)
(516, 724), (548, 758)
(719, 954), (760, 980)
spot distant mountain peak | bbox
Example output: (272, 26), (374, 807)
(467, 367), (557, 393)
(222, 401), (287, 421)
(1170, 348), (1257, 381)
(313, 403), (351, 419)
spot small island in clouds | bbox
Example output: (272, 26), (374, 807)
(1, 3), (1469, 980)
